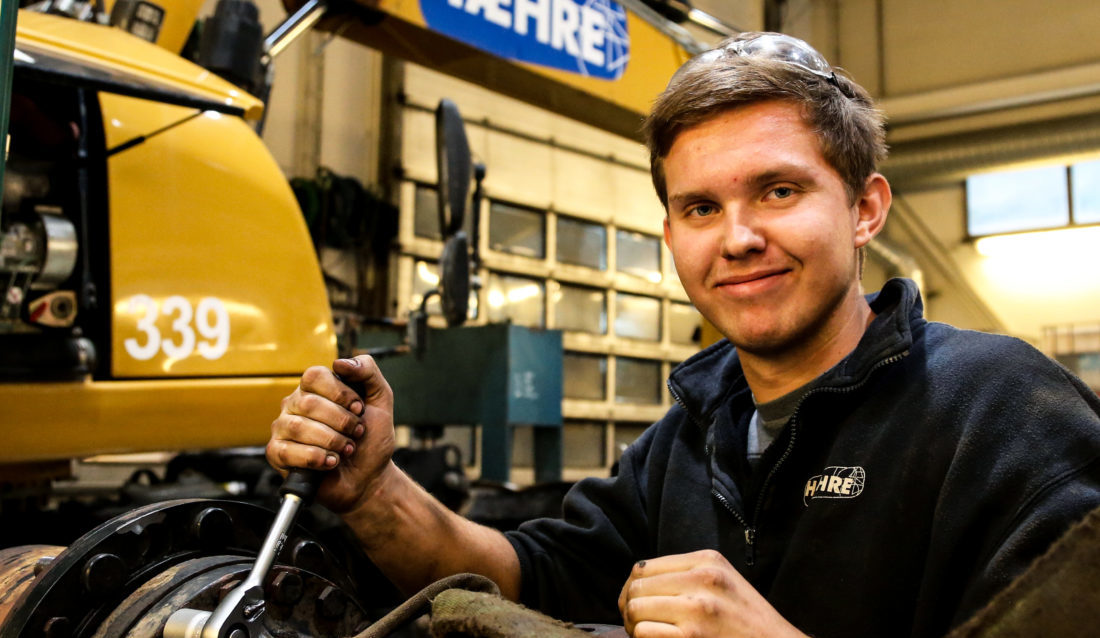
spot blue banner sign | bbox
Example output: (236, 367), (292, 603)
(420, 0), (630, 80)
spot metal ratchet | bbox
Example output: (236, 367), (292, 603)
(164, 468), (322, 638)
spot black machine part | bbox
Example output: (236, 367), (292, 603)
(434, 99), (471, 238)
(0, 498), (367, 638)
(161, 469), (325, 638)
(108, 0), (166, 44)
(164, 371), (338, 638)
(438, 232), (469, 328)
(428, 98), (475, 329)
(1, 205), (79, 327)
(197, 0), (264, 95)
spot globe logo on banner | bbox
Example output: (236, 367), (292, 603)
(421, 0), (630, 80)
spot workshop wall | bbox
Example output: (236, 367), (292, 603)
(250, 0), (384, 184)
(395, 63), (703, 479)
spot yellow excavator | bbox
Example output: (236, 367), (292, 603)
(3, 8), (332, 466)
(0, 0), (719, 466)
(0, 1), (727, 635)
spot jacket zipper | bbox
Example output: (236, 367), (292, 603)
(680, 350), (911, 569)
(670, 381), (760, 563)
(667, 380), (698, 427)
(711, 489), (756, 565)
(746, 350), (910, 563)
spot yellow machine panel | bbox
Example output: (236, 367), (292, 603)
(15, 10), (263, 119)
(103, 94), (336, 378)
(0, 377), (301, 463)
(2, 10), (336, 463)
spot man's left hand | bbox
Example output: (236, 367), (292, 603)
(617, 550), (807, 638)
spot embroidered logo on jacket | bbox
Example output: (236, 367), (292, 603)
(803, 466), (866, 505)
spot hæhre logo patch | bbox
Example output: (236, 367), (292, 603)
(804, 466), (866, 505)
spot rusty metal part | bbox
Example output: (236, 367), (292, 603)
(91, 557), (252, 638)
(0, 546), (64, 629)
(269, 573), (303, 607)
(0, 499), (367, 638)
(90, 557), (366, 638)
(164, 488), (315, 638)
(291, 540), (324, 573)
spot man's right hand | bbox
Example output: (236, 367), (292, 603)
(267, 356), (396, 513)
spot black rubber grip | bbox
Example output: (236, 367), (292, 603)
(280, 468), (323, 502)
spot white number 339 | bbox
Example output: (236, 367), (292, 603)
(123, 295), (230, 361)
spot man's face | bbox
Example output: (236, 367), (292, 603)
(663, 100), (871, 356)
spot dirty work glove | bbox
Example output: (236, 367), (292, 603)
(431, 588), (594, 638)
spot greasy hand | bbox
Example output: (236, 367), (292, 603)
(618, 550), (806, 638)
(267, 356), (396, 513)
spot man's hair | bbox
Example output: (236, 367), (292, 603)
(643, 33), (888, 207)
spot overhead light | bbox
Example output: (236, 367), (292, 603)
(974, 225), (1100, 258)
(506, 284), (541, 304)
(416, 261), (440, 286)
(973, 225), (1100, 294)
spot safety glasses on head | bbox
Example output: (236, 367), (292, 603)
(668, 32), (853, 98)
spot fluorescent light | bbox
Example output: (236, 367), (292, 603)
(974, 225), (1100, 258)
(506, 284), (541, 304)
(416, 261), (440, 286)
(974, 226), (1100, 294)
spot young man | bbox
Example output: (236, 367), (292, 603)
(266, 33), (1100, 637)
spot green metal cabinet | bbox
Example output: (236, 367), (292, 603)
(365, 324), (564, 482)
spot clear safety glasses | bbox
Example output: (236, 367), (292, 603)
(669, 32), (853, 98)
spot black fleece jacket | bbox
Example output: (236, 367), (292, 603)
(506, 278), (1100, 637)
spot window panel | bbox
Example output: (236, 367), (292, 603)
(436, 425), (477, 467)
(557, 216), (607, 270)
(485, 130), (552, 205)
(410, 259), (478, 319)
(511, 425), (533, 468)
(414, 185), (441, 239)
(563, 421), (606, 468)
(401, 109), (435, 181)
(415, 184), (474, 239)
(967, 166), (1069, 236)
(615, 293), (660, 341)
(669, 302), (701, 345)
(411, 260), (441, 315)
(552, 147), (615, 217)
(487, 272), (545, 327)
(555, 285), (607, 334)
(616, 230), (661, 282)
(1072, 159), (1100, 224)
(490, 201), (545, 258)
(563, 352), (607, 400)
(613, 423), (651, 451)
(615, 356), (662, 405)
(513, 423), (606, 469)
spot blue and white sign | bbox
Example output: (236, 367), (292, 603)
(420, 0), (630, 80)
